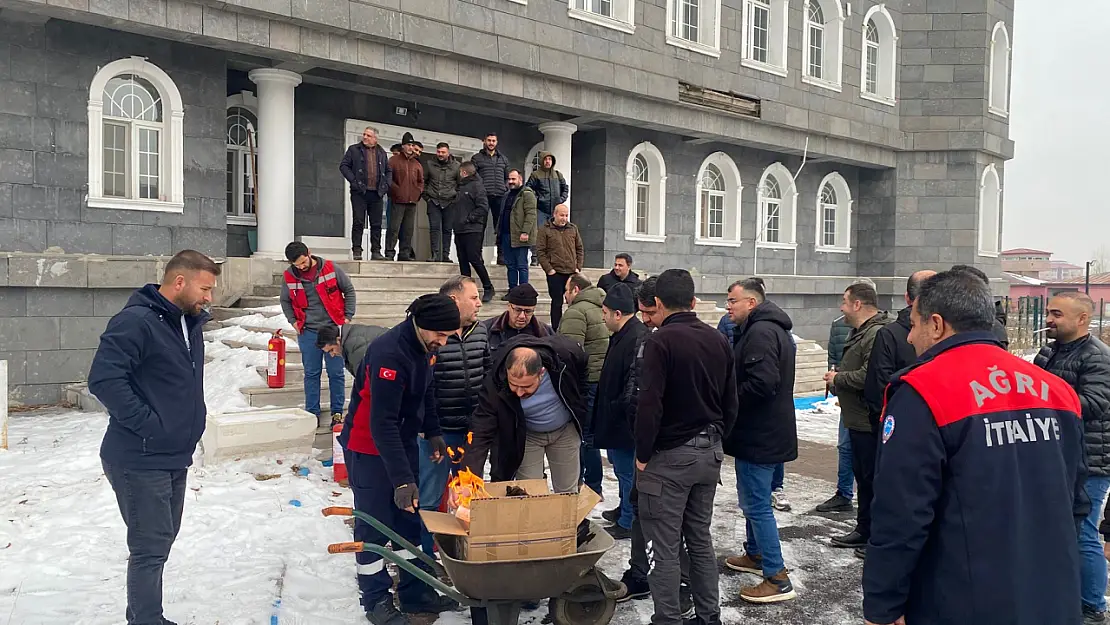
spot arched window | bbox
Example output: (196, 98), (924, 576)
(87, 57), (184, 212)
(694, 152), (742, 246)
(625, 142), (668, 242)
(524, 142), (544, 179)
(226, 92), (258, 225)
(815, 172), (853, 252)
(860, 5), (897, 106)
(756, 163), (798, 248)
(742, 0), (789, 76)
(803, 0), (844, 90)
(989, 22), (1011, 117)
(978, 164), (1002, 256)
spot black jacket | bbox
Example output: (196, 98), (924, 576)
(1035, 334), (1110, 476)
(433, 322), (491, 432)
(452, 176), (490, 236)
(597, 270), (641, 293)
(724, 302), (798, 464)
(623, 329), (651, 421)
(470, 148), (510, 197)
(482, 312), (554, 355)
(341, 324), (387, 375)
(339, 142), (391, 195)
(864, 306), (919, 427)
(993, 318), (1010, 349)
(592, 317), (647, 450)
(467, 334), (589, 481)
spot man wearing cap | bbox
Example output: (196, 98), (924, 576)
(386, 132), (425, 261)
(482, 284), (554, 355)
(339, 294), (462, 625)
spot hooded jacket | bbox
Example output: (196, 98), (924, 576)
(505, 186), (538, 248)
(864, 306), (920, 429)
(536, 220), (584, 275)
(526, 151), (568, 215)
(558, 285), (608, 383)
(724, 302), (799, 464)
(471, 148), (510, 197)
(341, 324), (387, 375)
(433, 321), (491, 432)
(597, 270), (641, 293)
(593, 317), (648, 450)
(423, 156), (461, 205)
(90, 285), (210, 470)
(467, 334), (589, 481)
(1035, 334), (1110, 476)
(451, 175), (490, 236)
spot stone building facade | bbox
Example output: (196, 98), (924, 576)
(0, 0), (1013, 404)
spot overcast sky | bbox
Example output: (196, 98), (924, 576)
(1003, 2), (1108, 264)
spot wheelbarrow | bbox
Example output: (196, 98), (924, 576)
(322, 506), (621, 625)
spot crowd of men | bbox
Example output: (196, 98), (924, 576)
(88, 247), (1110, 625)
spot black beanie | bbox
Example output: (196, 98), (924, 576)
(603, 283), (636, 314)
(401, 131), (416, 145)
(407, 294), (460, 332)
(507, 284), (539, 307)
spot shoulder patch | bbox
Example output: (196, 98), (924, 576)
(882, 415), (896, 444)
(379, 367), (398, 381)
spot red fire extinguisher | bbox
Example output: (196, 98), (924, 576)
(332, 423), (348, 487)
(267, 330), (286, 388)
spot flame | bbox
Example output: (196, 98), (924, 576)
(447, 467), (491, 523)
(467, 431), (473, 445)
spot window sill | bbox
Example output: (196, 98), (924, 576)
(802, 74), (842, 93)
(977, 250), (1000, 259)
(756, 242), (798, 251)
(625, 233), (667, 244)
(87, 197), (184, 213)
(815, 245), (851, 254)
(741, 58), (788, 78)
(568, 8), (635, 33)
(506, 0), (526, 4)
(665, 36), (721, 59)
(988, 106), (1010, 119)
(860, 91), (896, 107)
(695, 238), (743, 248)
(227, 215), (258, 226)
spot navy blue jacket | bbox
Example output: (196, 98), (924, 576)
(89, 285), (209, 470)
(340, 319), (441, 488)
(864, 332), (1087, 625)
(716, 314), (735, 344)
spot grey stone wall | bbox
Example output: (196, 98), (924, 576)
(0, 16), (228, 257)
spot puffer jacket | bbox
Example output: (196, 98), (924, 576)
(526, 151), (569, 216)
(558, 285), (608, 383)
(423, 156), (461, 205)
(471, 148), (510, 197)
(341, 324), (387, 375)
(828, 316), (851, 368)
(833, 311), (893, 432)
(1035, 334), (1110, 476)
(433, 321), (491, 432)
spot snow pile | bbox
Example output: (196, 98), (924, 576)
(223, 313), (295, 333)
(203, 341), (268, 414)
(244, 304), (284, 314)
(796, 398), (841, 446)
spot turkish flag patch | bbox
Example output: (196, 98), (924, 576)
(379, 367), (398, 381)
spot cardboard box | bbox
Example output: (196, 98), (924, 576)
(421, 480), (601, 563)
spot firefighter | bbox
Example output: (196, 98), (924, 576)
(338, 294), (462, 625)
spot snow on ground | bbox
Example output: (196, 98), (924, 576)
(203, 341), (268, 414)
(204, 325), (296, 350)
(244, 304), (285, 315)
(795, 398), (841, 446)
(222, 313), (296, 333)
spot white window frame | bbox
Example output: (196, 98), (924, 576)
(694, 152), (743, 247)
(978, 164), (1002, 257)
(524, 141), (545, 179)
(859, 4), (898, 107)
(87, 56), (184, 213)
(741, 0), (789, 77)
(802, 0), (844, 92)
(226, 92), (259, 226)
(624, 141), (668, 243)
(568, 0), (635, 33)
(666, 0), (722, 59)
(814, 172), (852, 253)
(988, 21), (1011, 118)
(756, 162), (799, 249)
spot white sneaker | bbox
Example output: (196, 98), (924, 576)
(771, 488), (792, 512)
(316, 413), (332, 434)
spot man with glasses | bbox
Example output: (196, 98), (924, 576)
(482, 284), (553, 355)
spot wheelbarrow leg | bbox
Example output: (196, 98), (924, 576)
(480, 601), (522, 625)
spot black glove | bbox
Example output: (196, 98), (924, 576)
(427, 435), (449, 463)
(394, 483), (419, 512)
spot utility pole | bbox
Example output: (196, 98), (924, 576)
(1086, 260), (1094, 295)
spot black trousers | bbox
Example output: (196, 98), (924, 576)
(546, 272), (572, 330)
(848, 428), (878, 540)
(351, 190), (384, 254)
(426, 201), (453, 261)
(455, 232), (492, 289)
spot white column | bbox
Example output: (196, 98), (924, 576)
(248, 68), (302, 259)
(537, 121), (577, 212)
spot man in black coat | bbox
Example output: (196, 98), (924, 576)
(452, 162), (495, 302)
(597, 253), (642, 292)
(950, 264), (1009, 348)
(339, 126), (391, 260)
(1035, 291), (1110, 624)
(720, 278), (799, 604)
(482, 284), (554, 355)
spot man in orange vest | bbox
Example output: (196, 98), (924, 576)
(280, 241), (357, 432)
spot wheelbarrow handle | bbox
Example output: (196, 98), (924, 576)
(334, 542), (470, 607)
(321, 506), (354, 517)
(349, 509), (443, 573)
(328, 541), (364, 554)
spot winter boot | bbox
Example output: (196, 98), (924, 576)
(366, 596), (409, 625)
(615, 571), (650, 602)
(724, 553), (763, 575)
(399, 590), (459, 615)
(739, 569), (797, 604)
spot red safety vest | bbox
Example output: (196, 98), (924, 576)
(283, 259), (347, 332)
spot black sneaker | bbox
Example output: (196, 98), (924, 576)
(371, 252), (386, 261)
(366, 596), (409, 625)
(399, 591), (458, 614)
(683, 616), (720, 625)
(1084, 607), (1108, 624)
(615, 572), (650, 602)
(831, 530), (867, 548)
(605, 524), (631, 540)
(680, 584), (695, 619)
(353, 248), (363, 261)
(854, 547), (866, 560)
(601, 507), (621, 524)
(816, 494), (853, 513)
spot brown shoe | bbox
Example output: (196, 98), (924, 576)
(739, 569), (796, 604)
(724, 553), (762, 575)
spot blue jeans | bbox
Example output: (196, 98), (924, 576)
(772, 463), (784, 491)
(581, 384), (602, 495)
(297, 329), (345, 416)
(736, 460), (785, 577)
(837, 418), (855, 498)
(502, 242), (530, 288)
(606, 448), (635, 529)
(418, 431), (468, 556)
(1081, 476), (1110, 612)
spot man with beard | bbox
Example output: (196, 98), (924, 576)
(422, 142), (461, 263)
(597, 253), (641, 292)
(471, 133), (511, 264)
(386, 133), (425, 261)
(338, 295), (462, 625)
(498, 169), (537, 290)
(91, 250), (221, 625)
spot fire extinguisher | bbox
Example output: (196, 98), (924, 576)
(332, 423), (348, 487)
(267, 330), (286, 389)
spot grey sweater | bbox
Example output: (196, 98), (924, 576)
(279, 256), (357, 332)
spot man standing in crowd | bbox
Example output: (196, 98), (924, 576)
(316, 323), (386, 376)
(721, 277), (798, 603)
(824, 283), (890, 555)
(280, 242), (357, 432)
(468, 334), (588, 493)
(339, 295), (461, 625)
(471, 133), (510, 264)
(559, 272), (609, 498)
(592, 283), (646, 540)
(597, 253), (641, 292)
(1035, 291), (1110, 625)
(527, 152), (569, 266)
(90, 250), (221, 625)
(386, 132), (424, 261)
(452, 162), (495, 303)
(340, 126), (391, 260)
(637, 269), (736, 625)
(422, 142), (461, 263)
(864, 271), (1088, 625)
(817, 312), (856, 513)
(482, 284), (554, 354)
(499, 169), (536, 292)
(536, 204), (584, 330)
(950, 264), (1009, 348)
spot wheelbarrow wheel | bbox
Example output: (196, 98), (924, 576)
(549, 576), (617, 625)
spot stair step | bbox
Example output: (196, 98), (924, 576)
(241, 377), (354, 409)
(256, 363), (307, 385)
